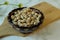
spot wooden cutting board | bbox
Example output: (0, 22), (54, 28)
(0, 2), (60, 37)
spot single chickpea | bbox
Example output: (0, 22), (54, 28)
(16, 16), (20, 20)
(38, 14), (41, 18)
(22, 9), (27, 12)
(15, 14), (19, 17)
(31, 21), (34, 24)
(32, 11), (35, 14)
(36, 20), (40, 23)
(18, 21), (23, 26)
(24, 24), (27, 27)
(19, 24), (23, 26)
(14, 12), (17, 14)
(20, 15), (24, 19)
(13, 18), (18, 22)
(27, 23), (30, 26)
(34, 22), (38, 25)
(17, 10), (20, 13)
(24, 15), (27, 19)
(27, 9), (32, 12)
(11, 15), (15, 19)
(31, 17), (35, 20)
(13, 21), (17, 25)
(27, 18), (31, 22)
(23, 23), (27, 27)
(35, 13), (38, 15)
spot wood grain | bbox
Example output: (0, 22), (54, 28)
(0, 2), (60, 37)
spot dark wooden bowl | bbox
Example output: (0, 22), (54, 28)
(7, 7), (44, 34)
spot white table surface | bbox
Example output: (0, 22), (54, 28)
(0, 0), (60, 40)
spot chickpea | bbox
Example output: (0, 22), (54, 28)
(22, 9), (27, 12)
(28, 14), (31, 17)
(32, 11), (35, 14)
(16, 16), (20, 20)
(18, 20), (20, 22)
(18, 20), (22, 23)
(23, 23), (27, 27)
(35, 13), (38, 15)
(13, 18), (18, 22)
(14, 12), (17, 14)
(13, 21), (17, 25)
(27, 18), (31, 23)
(31, 21), (34, 24)
(11, 15), (15, 19)
(23, 8), (30, 12)
(36, 20), (40, 23)
(19, 24), (23, 26)
(20, 15), (24, 19)
(34, 22), (36, 25)
(31, 17), (35, 20)
(24, 24), (27, 27)
(33, 20), (38, 25)
(38, 14), (41, 18)
(27, 23), (30, 26)
(17, 10), (20, 13)
(27, 9), (32, 12)
(21, 20), (26, 23)
(15, 14), (19, 17)
(18, 21), (23, 26)
(24, 15), (27, 19)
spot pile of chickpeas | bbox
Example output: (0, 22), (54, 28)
(11, 8), (41, 27)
